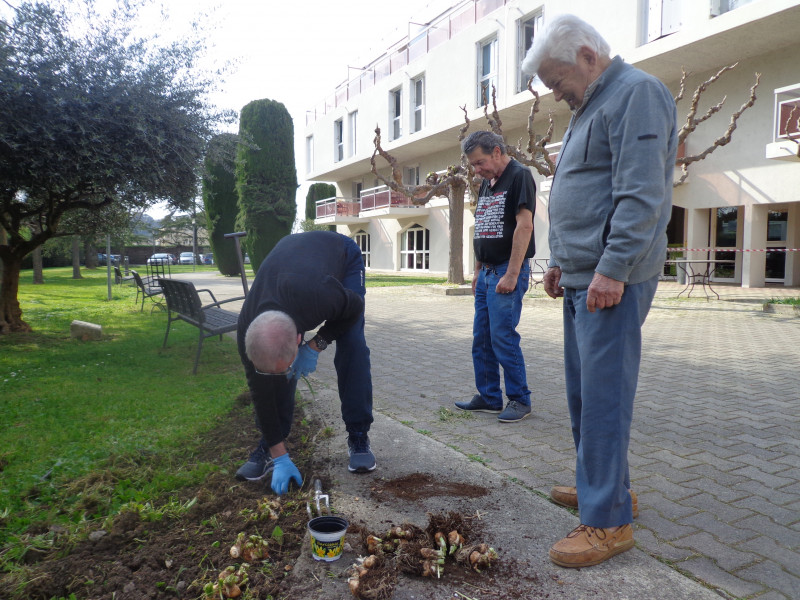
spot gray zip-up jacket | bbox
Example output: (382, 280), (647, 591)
(549, 56), (678, 289)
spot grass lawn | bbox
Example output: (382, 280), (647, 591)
(0, 267), (246, 547)
(365, 273), (448, 286)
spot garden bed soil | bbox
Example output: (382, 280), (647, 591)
(1, 397), (538, 600)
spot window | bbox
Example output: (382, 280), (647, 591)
(711, 0), (758, 15)
(305, 136), (313, 174)
(411, 75), (425, 133)
(477, 37), (498, 107)
(334, 119), (344, 162)
(389, 88), (402, 141)
(517, 12), (542, 92)
(348, 111), (358, 157)
(646, 0), (682, 43)
(401, 224), (430, 270)
(404, 166), (420, 186)
(354, 231), (370, 268)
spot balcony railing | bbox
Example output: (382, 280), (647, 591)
(360, 186), (416, 212)
(315, 197), (360, 219)
(315, 188), (427, 221)
(306, 0), (508, 125)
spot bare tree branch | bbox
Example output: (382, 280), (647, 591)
(678, 63), (738, 144)
(674, 67), (689, 104)
(482, 86), (504, 137)
(784, 104), (800, 158)
(674, 65), (761, 186)
(370, 126), (453, 205)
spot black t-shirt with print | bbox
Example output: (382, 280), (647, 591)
(473, 158), (536, 265)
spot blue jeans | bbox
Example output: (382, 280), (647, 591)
(335, 238), (373, 434)
(562, 275), (658, 527)
(472, 261), (531, 408)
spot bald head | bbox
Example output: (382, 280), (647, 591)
(244, 310), (300, 373)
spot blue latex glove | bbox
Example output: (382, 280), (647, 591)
(271, 453), (302, 495)
(286, 343), (319, 381)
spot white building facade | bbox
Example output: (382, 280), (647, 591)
(305, 0), (800, 287)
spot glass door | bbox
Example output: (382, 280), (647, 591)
(766, 210), (788, 283)
(713, 207), (738, 281)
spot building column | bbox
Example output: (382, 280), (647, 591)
(742, 204), (767, 288)
(785, 204), (800, 287)
(685, 208), (711, 260)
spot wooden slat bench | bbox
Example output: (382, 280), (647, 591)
(157, 278), (245, 374)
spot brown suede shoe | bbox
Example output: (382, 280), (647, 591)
(550, 486), (639, 518)
(549, 524), (635, 568)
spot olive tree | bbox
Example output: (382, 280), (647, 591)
(0, 0), (233, 333)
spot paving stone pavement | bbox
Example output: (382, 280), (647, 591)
(184, 272), (799, 599)
(313, 282), (800, 600)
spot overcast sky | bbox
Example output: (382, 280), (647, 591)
(146, 0), (448, 220)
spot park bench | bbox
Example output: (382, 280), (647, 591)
(114, 266), (134, 285)
(131, 270), (164, 312)
(157, 278), (245, 374)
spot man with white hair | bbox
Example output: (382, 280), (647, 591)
(522, 14), (677, 567)
(235, 231), (375, 495)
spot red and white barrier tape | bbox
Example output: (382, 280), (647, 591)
(670, 248), (800, 252)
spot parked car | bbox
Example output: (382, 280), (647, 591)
(97, 253), (122, 266)
(201, 253), (214, 265)
(178, 252), (199, 265)
(147, 253), (173, 266)
(243, 254), (251, 264)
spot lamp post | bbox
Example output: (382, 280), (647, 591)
(192, 197), (198, 272)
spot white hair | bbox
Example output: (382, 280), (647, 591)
(522, 14), (611, 76)
(244, 310), (298, 371)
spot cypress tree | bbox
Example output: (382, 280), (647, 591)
(236, 99), (297, 271)
(202, 133), (241, 276)
(305, 182), (336, 220)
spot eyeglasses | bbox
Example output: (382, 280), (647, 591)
(254, 366), (291, 377)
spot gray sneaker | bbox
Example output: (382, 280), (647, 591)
(235, 442), (274, 481)
(348, 433), (376, 473)
(497, 400), (531, 423)
(454, 394), (502, 413)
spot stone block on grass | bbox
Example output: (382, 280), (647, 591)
(70, 320), (102, 341)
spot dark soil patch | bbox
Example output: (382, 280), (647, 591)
(369, 473), (489, 502)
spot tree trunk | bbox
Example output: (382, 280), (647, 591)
(447, 183), (466, 285)
(32, 247), (44, 284)
(84, 240), (98, 269)
(72, 236), (83, 279)
(0, 253), (30, 333)
(0, 227), (6, 281)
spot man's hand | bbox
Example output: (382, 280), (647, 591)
(587, 272), (624, 312)
(544, 267), (564, 299)
(286, 343), (318, 380)
(271, 453), (302, 495)
(472, 268), (479, 296)
(495, 271), (518, 294)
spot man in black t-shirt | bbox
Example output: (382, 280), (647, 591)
(235, 231), (375, 495)
(455, 131), (536, 423)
